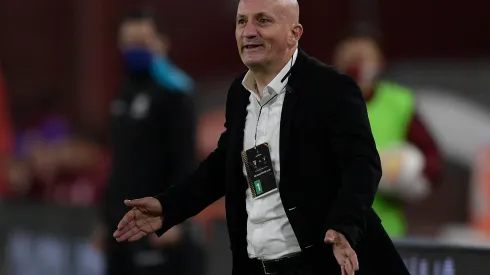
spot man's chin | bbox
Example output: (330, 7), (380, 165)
(241, 57), (265, 69)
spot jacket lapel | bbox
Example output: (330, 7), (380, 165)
(229, 84), (251, 190)
(279, 49), (308, 174)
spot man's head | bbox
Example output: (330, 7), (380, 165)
(332, 24), (384, 95)
(235, 0), (303, 72)
(118, 10), (169, 73)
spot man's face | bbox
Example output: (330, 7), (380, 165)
(333, 38), (383, 92)
(235, 0), (295, 69)
(118, 19), (162, 54)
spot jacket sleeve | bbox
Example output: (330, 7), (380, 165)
(164, 93), (198, 187)
(323, 74), (382, 247)
(154, 85), (236, 236)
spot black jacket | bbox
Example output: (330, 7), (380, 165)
(103, 71), (196, 225)
(156, 49), (409, 274)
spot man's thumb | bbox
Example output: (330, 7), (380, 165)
(124, 198), (146, 207)
(324, 230), (336, 243)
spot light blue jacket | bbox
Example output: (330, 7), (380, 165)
(150, 55), (195, 94)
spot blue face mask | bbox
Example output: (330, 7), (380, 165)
(122, 47), (153, 73)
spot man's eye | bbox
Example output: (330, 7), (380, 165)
(237, 19), (246, 25)
(258, 18), (270, 24)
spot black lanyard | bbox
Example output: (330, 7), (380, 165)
(253, 55), (294, 147)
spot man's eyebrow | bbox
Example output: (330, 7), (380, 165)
(255, 12), (273, 18)
(236, 12), (274, 19)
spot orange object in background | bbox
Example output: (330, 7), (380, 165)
(470, 145), (490, 236)
(0, 67), (14, 197)
(193, 107), (227, 242)
(196, 107), (226, 161)
(192, 198), (226, 243)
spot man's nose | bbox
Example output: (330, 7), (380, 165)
(242, 22), (258, 37)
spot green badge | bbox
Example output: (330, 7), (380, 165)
(254, 180), (263, 195)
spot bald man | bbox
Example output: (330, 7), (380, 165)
(113, 1), (410, 274)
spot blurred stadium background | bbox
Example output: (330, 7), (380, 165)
(0, 0), (490, 274)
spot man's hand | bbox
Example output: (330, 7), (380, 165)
(113, 197), (163, 242)
(324, 229), (359, 275)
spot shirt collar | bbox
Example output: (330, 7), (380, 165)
(242, 48), (298, 97)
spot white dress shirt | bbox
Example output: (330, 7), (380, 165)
(242, 48), (301, 260)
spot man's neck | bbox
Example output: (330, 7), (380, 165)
(253, 68), (280, 97)
(252, 49), (296, 97)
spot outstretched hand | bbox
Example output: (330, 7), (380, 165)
(324, 229), (359, 275)
(113, 197), (163, 242)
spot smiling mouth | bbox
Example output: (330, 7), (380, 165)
(244, 45), (262, 50)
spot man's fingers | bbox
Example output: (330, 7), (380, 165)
(128, 231), (147, 242)
(343, 258), (354, 275)
(114, 228), (131, 242)
(113, 207), (159, 243)
(348, 250), (359, 271)
(326, 230), (337, 238)
(341, 264), (346, 275)
(325, 236), (335, 243)
(124, 198), (146, 207)
(114, 219), (136, 238)
(114, 225), (135, 242)
(117, 209), (137, 230)
(324, 230), (338, 244)
(116, 223), (140, 242)
(113, 221), (132, 238)
(113, 229), (123, 238)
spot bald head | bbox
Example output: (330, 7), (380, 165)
(283, 0), (300, 23)
(236, 0), (303, 73)
(239, 0), (299, 22)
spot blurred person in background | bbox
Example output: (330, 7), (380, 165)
(332, 23), (442, 237)
(4, 88), (109, 205)
(94, 9), (205, 275)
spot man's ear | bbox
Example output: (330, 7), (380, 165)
(289, 24), (303, 46)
